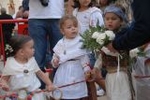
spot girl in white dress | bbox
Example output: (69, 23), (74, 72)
(73, 0), (105, 97)
(73, 0), (104, 68)
(51, 15), (91, 100)
(1, 34), (55, 100)
(73, 0), (104, 35)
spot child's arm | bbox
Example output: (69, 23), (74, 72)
(80, 55), (91, 73)
(65, 0), (74, 15)
(36, 70), (55, 91)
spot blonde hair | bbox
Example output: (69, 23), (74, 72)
(59, 15), (78, 29)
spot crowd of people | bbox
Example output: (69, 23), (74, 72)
(0, 0), (150, 100)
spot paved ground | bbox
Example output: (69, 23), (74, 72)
(98, 95), (107, 100)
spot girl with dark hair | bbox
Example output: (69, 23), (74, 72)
(1, 34), (55, 100)
(73, 0), (104, 35)
(96, 0), (113, 12)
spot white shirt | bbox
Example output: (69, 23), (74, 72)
(29, 0), (65, 19)
(73, 7), (104, 35)
(3, 57), (41, 92)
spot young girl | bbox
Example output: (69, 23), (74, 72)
(73, 0), (105, 98)
(1, 34), (55, 100)
(96, 0), (113, 12)
(73, 0), (104, 35)
(96, 4), (132, 100)
(51, 15), (91, 100)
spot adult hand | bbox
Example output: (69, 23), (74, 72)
(23, 11), (29, 18)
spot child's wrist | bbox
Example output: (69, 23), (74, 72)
(46, 83), (53, 86)
(51, 60), (59, 68)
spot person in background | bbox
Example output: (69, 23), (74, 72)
(0, 7), (15, 44)
(51, 15), (90, 100)
(73, 0), (104, 97)
(28, 0), (73, 89)
(13, 6), (23, 19)
(22, 0), (29, 19)
(73, 0), (104, 35)
(96, 0), (113, 12)
(73, 0), (104, 69)
(130, 42), (150, 100)
(115, 0), (133, 23)
(1, 34), (55, 100)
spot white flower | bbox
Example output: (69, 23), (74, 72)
(96, 34), (106, 45)
(92, 32), (101, 39)
(130, 48), (139, 58)
(105, 30), (115, 40)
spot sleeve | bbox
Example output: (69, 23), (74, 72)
(32, 57), (40, 72)
(2, 58), (15, 76)
(90, 8), (104, 27)
(112, 1), (150, 50)
(80, 55), (91, 72)
(94, 54), (102, 70)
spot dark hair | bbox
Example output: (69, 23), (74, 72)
(73, 0), (96, 8)
(6, 34), (32, 57)
(0, 8), (6, 14)
(59, 15), (78, 29)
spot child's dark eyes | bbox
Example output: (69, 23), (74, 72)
(105, 17), (118, 21)
(67, 26), (71, 29)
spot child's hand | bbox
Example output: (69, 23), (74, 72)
(91, 68), (103, 80)
(52, 55), (60, 68)
(0, 82), (9, 91)
(85, 70), (95, 82)
(46, 84), (56, 92)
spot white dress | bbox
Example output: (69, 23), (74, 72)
(105, 72), (131, 100)
(2, 57), (46, 100)
(73, 7), (104, 35)
(132, 45), (150, 100)
(52, 36), (89, 99)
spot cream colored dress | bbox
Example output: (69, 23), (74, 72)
(132, 45), (150, 100)
(3, 57), (46, 100)
(106, 72), (131, 100)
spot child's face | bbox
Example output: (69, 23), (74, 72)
(104, 12), (123, 31)
(61, 19), (78, 39)
(21, 40), (35, 59)
(100, 0), (108, 6)
(79, 0), (91, 8)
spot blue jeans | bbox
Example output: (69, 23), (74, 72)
(28, 19), (62, 88)
(29, 19), (62, 70)
(88, 52), (96, 68)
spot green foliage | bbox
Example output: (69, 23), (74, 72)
(80, 26), (106, 51)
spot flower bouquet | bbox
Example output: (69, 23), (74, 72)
(80, 26), (115, 52)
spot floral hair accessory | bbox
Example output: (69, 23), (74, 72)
(5, 44), (13, 56)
